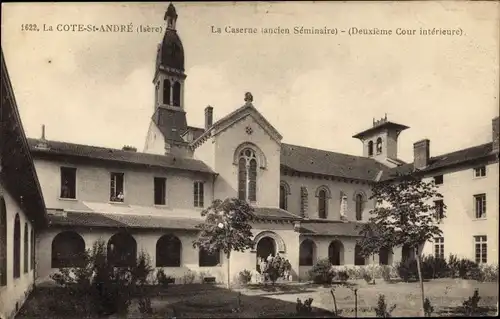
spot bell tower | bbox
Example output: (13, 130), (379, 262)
(151, 2), (188, 149)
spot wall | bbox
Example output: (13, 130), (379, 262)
(420, 161), (499, 264)
(0, 183), (36, 319)
(282, 175), (374, 221)
(32, 158), (213, 214)
(143, 121), (166, 155)
(212, 115), (281, 207)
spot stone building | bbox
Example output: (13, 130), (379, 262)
(0, 5), (498, 317)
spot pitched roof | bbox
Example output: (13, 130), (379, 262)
(252, 207), (302, 221)
(27, 138), (216, 174)
(382, 142), (496, 181)
(352, 121), (409, 139)
(191, 103), (283, 148)
(152, 107), (188, 144)
(47, 210), (201, 230)
(281, 143), (388, 181)
(299, 220), (363, 237)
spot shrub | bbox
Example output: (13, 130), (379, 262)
(381, 265), (391, 282)
(479, 264), (499, 282)
(375, 294), (396, 318)
(421, 255), (449, 279)
(308, 259), (335, 284)
(182, 270), (196, 284)
(265, 255), (292, 285)
(138, 296), (153, 315)
(423, 297), (434, 317)
(462, 289), (481, 316)
(156, 269), (174, 287)
(335, 270), (350, 282)
(448, 254), (479, 279)
(360, 268), (373, 284)
(296, 298), (314, 315)
(238, 269), (252, 285)
(395, 260), (418, 282)
(131, 250), (154, 285)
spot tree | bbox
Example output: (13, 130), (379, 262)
(356, 222), (392, 284)
(193, 198), (255, 289)
(361, 172), (446, 316)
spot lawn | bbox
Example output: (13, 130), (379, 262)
(16, 279), (498, 318)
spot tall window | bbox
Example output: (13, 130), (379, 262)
(354, 244), (365, 265)
(199, 247), (220, 267)
(279, 184), (288, 210)
(172, 81), (181, 107)
(473, 166), (486, 178)
(156, 235), (181, 267)
(238, 148), (257, 202)
(434, 200), (444, 221)
(13, 214), (20, 278)
(110, 172), (124, 202)
(433, 175), (443, 185)
(0, 197), (6, 286)
(376, 138), (382, 154)
(163, 79), (171, 105)
(317, 189), (327, 219)
(23, 223), (28, 273)
(434, 237), (444, 259)
(474, 236), (487, 264)
(474, 194), (486, 218)
(355, 193), (364, 221)
(154, 177), (167, 205)
(368, 141), (374, 156)
(60, 167), (76, 199)
(30, 229), (35, 271)
(194, 182), (204, 208)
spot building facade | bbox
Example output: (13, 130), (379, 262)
(0, 49), (47, 319)
(2, 4), (499, 303)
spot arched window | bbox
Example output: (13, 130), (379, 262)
(279, 181), (290, 210)
(30, 228), (35, 270)
(355, 193), (364, 221)
(368, 141), (374, 156)
(156, 234), (181, 267)
(24, 223), (28, 273)
(299, 239), (316, 266)
(51, 231), (86, 268)
(316, 186), (330, 219)
(238, 148), (257, 202)
(0, 196), (7, 286)
(13, 214), (20, 278)
(163, 79), (171, 105)
(107, 232), (137, 267)
(172, 81), (181, 107)
(354, 244), (366, 266)
(328, 240), (344, 266)
(376, 138), (383, 154)
(318, 190), (327, 219)
(199, 247), (220, 267)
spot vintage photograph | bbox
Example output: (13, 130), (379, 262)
(0, 1), (498, 318)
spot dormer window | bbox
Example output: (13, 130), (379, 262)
(376, 138), (383, 155)
(368, 141), (374, 156)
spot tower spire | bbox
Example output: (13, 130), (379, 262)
(164, 2), (178, 30)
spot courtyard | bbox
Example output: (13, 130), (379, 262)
(16, 278), (498, 318)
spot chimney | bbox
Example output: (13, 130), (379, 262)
(492, 117), (499, 154)
(204, 106), (213, 130)
(41, 124), (46, 140)
(413, 139), (430, 170)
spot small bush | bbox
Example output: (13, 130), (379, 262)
(381, 265), (391, 282)
(396, 260), (418, 282)
(156, 269), (174, 287)
(423, 297), (434, 317)
(360, 268), (373, 284)
(182, 270), (196, 284)
(375, 294), (396, 318)
(296, 298), (314, 315)
(138, 296), (153, 315)
(335, 270), (349, 282)
(238, 269), (252, 285)
(448, 254), (479, 279)
(131, 250), (154, 285)
(479, 264), (499, 282)
(462, 289), (481, 316)
(308, 259), (334, 284)
(421, 255), (449, 279)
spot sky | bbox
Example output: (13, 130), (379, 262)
(1, 1), (498, 163)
